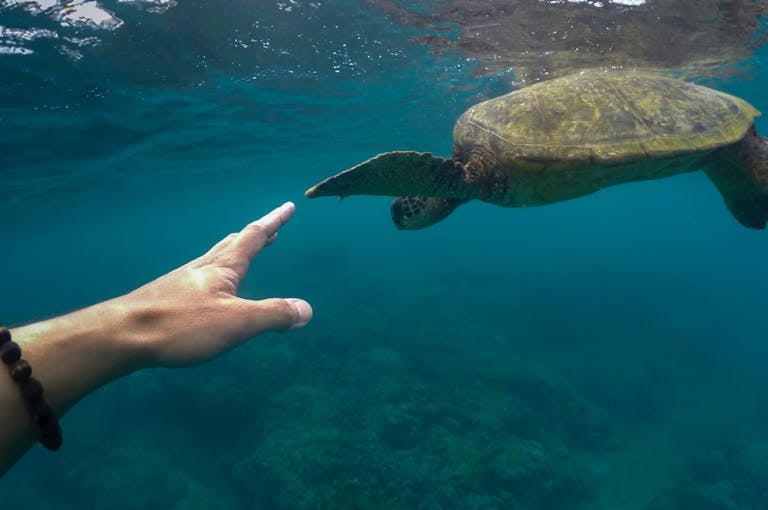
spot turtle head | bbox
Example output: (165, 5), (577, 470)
(390, 196), (465, 230)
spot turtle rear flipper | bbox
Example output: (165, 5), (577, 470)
(705, 128), (768, 229)
(305, 151), (474, 199)
(391, 196), (467, 230)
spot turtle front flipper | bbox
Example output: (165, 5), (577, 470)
(391, 196), (467, 230)
(705, 127), (768, 229)
(305, 151), (474, 199)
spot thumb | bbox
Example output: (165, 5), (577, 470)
(235, 297), (313, 335)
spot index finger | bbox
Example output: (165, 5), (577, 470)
(247, 201), (296, 238)
(229, 201), (296, 266)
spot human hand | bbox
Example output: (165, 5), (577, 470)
(120, 201), (313, 367)
(0, 202), (313, 472)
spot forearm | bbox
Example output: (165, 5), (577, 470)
(0, 202), (311, 475)
(0, 300), (142, 474)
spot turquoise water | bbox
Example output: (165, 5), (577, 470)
(2, 1), (768, 508)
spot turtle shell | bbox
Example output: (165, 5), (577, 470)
(453, 69), (760, 171)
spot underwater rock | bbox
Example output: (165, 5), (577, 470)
(365, 346), (405, 372)
(62, 440), (204, 510)
(644, 440), (768, 510)
(224, 341), (602, 509)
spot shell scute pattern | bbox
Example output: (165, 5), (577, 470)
(455, 70), (759, 170)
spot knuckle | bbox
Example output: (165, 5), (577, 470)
(245, 223), (269, 238)
(272, 299), (298, 321)
(257, 299), (298, 329)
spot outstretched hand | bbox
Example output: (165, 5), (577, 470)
(124, 201), (313, 367)
(1, 202), (313, 474)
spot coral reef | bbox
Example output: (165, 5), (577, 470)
(226, 339), (601, 509)
(644, 440), (768, 510)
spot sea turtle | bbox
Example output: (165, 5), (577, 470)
(305, 69), (768, 230)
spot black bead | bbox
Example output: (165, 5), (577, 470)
(31, 401), (53, 424)
(19, 378), (44, 402)
(0, 341), (21, 365)
(9, 359), (32, 382)
(0, 335), (63, 451)
(39, 420), (60, 436)
(0, 326), (10, 345)
(39, 424), (62, 451)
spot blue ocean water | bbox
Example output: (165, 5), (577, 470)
(1, 1), (768, 508)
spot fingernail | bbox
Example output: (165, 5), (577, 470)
(288, 298), (313, 329)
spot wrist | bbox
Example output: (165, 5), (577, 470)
(11, 298), (147, 414)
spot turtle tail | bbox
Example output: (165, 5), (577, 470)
(305, 151), (474, 199)
(704, 126), (768, 229)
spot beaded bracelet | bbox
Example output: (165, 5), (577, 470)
(0, 324), (62, 451)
